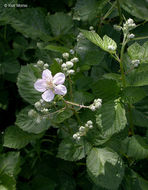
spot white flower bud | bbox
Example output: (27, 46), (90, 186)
(90, 105), (96, 111)
(128, 33), (135, 39)
(108, 45), (115, 51)
(71, 57), (79, 63)
(127, 18), (134, 25)
(37, 60), (44, 67)
(77, 136), (81, 140)
(61, 63), (67, 68)
(69, 49), (75, 55)
(63, 67), (68, 71)
(89, 125), (93, 129)
(79, 126), (85, 132)
(40, 99), (44, 104)
(62, 52), (69, 59)
(43, 63), (49, 69)
(73, 134), (78, 139)
(134, 63), (139, 67)
(87, 120), (93, 125)
(55, 58), (63, 64)
(132, 60), (140, 64)
(89, 26), (94, 31)
(95, 102), (102, 109)
(34, 101), (41, 108)
(67, 69), (75, 75)
(28, 109), (37, 117)
(66, 61), (73, 68)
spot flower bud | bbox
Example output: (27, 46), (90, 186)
(66, 61), (73, 69)
(87, 120), (93, 125)
(108, 45), (116, 51)
(69, 49), (75, 55)
(95, 102), (102, 108)
(89, 26), (94, 31)
(73, 134), (78, 139)
(79, 126), (85, 132)
(62, 52), (69, 59)
(71, 57), (79, 63)
(67, 69), (75, 75)
(132, 59), (140, 64)
(63, 67), (68, 71)
(37, 60), (44, 67)
(90, 105), (96, 111)
(113, 25), (122, 31)
(127, 18), (134, 24)
(89, 125), (93, 129)
(43, 63), (49, 69)
(34, 101), (41, 109)
(61, 63), (67, 68)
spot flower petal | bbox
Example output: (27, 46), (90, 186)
(42, 69), (52, 80)
(42, 89), (55, 102)
(54, 85), (67, 95)
(53, 72), (65, 85)
(34, 79), (47, 92)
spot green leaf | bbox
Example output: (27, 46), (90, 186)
(127, 42), (148, 63)
(120, 0), (148, 20)
(45, 44), (70, 53)
(87, 147), (125, 190)
(15, 106), (51, 134)
(3, 126), (42, 149)
(74, 0), (108, 22)
(132, 108), (148, 128)
(81, 30), (117, 53)
(92, 79), (120, 102)
(0, 152), (20, 177)
(0, 8), (52, 41)
(96, 100), (127, 138)
(57, 138), (92, 161)
(17, 64), (41, 105)
(0, 174), (16, 190)
(122, 86), (146, 104)
(122, 135), (148, 160)
(47, 12), (73, 36)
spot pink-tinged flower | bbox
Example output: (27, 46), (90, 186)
(34, 69), (67, 102)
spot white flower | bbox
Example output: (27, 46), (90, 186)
(61, 63), (67, 68)
(34, 69), (67, 102)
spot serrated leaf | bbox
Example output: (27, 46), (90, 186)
(96, 100), (127, 138)
(0, 174), (16, 190)
(47, 12), (73, 36)
(0, 152), (20, 177)
(92, 79), (120, 102)
(17, 64), (41, 105)
(45, 44), (69, 53)
(122, 87), (146, 104)
(87, 147), (125, 190)
(0, 8), (52, 41)
(15, 106), (50, 134)
(120, 0), (148, 21)
(81, 30), (117, 53)
(57, 138), (92, 161)
(122, 136), (148, 160)
(132, 108), (148, 128)
(3, 126), (42, 149)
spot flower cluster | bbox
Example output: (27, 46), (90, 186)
(114, 18), (136, 40)
(131, 59), (140, 68)
(34, 69), (67, 102)
(34, 99), (49, 113)
(123, 18), (136, 32)
(89, 98), (102, 111)
(55, 50), (79, 76)
(35, 60), (49, 70)
(73, 120), (93, 140)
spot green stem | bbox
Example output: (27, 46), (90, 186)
(128, 104), (134, 135)
(132, 36), (148, 41)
